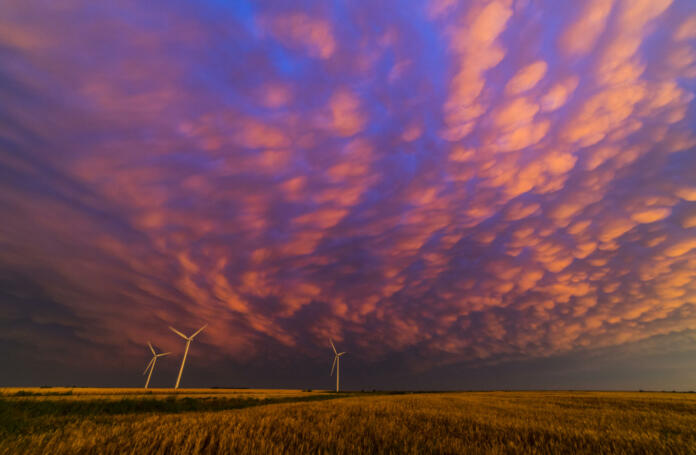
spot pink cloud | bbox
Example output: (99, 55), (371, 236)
(0, 0), (695, 383)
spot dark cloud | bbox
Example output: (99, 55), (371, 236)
(1, 0), (695, 388)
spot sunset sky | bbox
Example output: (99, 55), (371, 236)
(1, 0), (696, 390)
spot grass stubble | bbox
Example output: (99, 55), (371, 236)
(1, 389), (695, 454)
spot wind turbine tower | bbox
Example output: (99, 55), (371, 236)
(330, 339), (346, 392)
(143, 342), (170, 389)
(169, 324), (207, 389)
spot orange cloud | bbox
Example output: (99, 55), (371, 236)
(674, 14), (696, 41)
(564, 84), (646, 146)
(328, 89), (367, 137)
(440, 0), (512, 141)
(541, 76), (579, 112)
(2, 0), (696, 381)
(259, 84), (293, 108)
(664, 238), (696, 257)
(559, 0), (614, 56)
(630, 208), (671, 224)
(505, 61), (548, 95)
(263, 13), (336, 59)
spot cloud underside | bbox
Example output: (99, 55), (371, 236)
(1, 0), (695, 371)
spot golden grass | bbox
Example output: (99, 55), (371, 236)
(2, 391), (696, 454)
(0, 387), (327, 401)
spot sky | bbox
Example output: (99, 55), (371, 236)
(1, 0), (696, 390)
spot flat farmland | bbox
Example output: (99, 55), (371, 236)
(1, 389), (695, 454)
(0, 387), (324, 401)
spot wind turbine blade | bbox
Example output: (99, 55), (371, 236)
(338, 352), (346, 356)
(143, 357), (155, 375)
(169, 326), (188, 339)
(148, 341), (156, 355)
(330, 339), (337, 354)
(330, 356), (337, 376)
(190, 323), (208, 339)
(158, 352), (171, 357)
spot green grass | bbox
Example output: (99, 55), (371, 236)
(0, 392), (353, 436)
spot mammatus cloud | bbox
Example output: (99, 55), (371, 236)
(0, 0), (695, 384)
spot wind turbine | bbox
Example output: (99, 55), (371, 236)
(330, 339), (346, 392)
(169, 324), (207, 389)
(143, 342), (170, 389)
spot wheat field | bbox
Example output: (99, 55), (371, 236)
(0, 387), (323, 401)
(2, 389), (695, 454)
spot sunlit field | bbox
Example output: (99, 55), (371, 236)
(2, 389), (695, 454)
(0, 387), (324, 401)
